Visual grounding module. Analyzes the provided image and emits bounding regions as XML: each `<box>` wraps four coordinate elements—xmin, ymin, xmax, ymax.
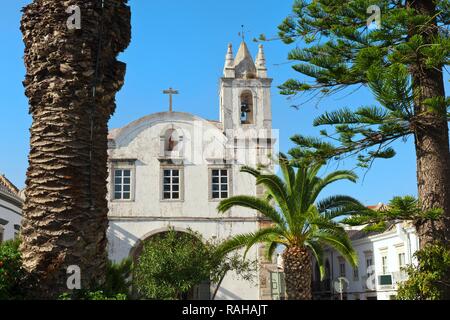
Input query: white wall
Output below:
<box><xmin>314</xmin><ymin>223</ymin><xmax>419</xmax><ymax>300</ymax></box>
<box><xmin>108</xmin><ymin>219</ymin><xmax>260</xmax><ymax>300</ymax></box>
<box><xmin>0</xmin><ymin>191</ymin><xmax>22</xmax><ymax>242</ymax></box>
<box><xmin>106</xmin><ymin>112</ymin><xmax>271</xmax><ymax>300</ymax></box>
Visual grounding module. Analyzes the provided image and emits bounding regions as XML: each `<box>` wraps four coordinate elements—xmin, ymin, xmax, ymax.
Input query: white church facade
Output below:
<box><xmin>0</xmin><ymin>175</ymin><xmax>23</xmax><ymax>243</ymax></box>
<box><xmin>106</xmin><ymin>41</ymin><xmax>279</xmax><ymax>300</ymax></box>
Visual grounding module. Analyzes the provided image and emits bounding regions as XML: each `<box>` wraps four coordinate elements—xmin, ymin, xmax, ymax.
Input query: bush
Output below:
<box><xmin>397</xmin><ymin>243</ymin><xmax>450</xmax><ymax>300</ymax></box>
<box><xmin>104</xmin><ymin>258</ymin><xmax>132</xmax><ymax>297</ymax></box>
<box><xmin>0</xmin><ymin>239</ymin><xmax>24</xmax><ymax>300</ymax></box>
<box><xmin>59</xmin><ymin>290</ymin><xmax>127</xmax><ymax>300</ymax></box>
<box><xmin>133</xmin><ymin>229</ymin><xmax>211</xmax><ymax>300</ymax></box>
<box><xmin>58</xmin><ymin>259</ymin><xmax>132</xmax><ymax>300</ymax></box>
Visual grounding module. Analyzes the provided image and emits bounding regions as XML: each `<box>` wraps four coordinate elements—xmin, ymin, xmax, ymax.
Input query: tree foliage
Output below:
<box><xmin>342</xmin><ymin>195</ymin><xmax>443</xmax><ymax>232</ymax></box>
<box><xmin>132</xmin><ymin>229</ymin><xmax>256</xmax><ymax>300</ymax></box>
<box><xmin>133</xmin><ymin>229</ymin><xmax>211</xmax><ymax>300</ymax></box>
<box><xmin>397</xmin><ymin>243</ymin><xmax>450</xmax><ymax>300</ymax></box>
<box><xmin>104</xmin><ymin>258</ymin><xmax>133</xmax><ymax>297</ymax></box>
<box><xmin>0</xmin><ymin>239</ymin><xmax>24</xmax><ymax>300</ymax></box>
<box><xmin>210</xmin><ymin>251</ymin><xmax>257</xmax><ymax>300</ymax></box>
<box><xmin>274</xmin><ymin>0</ymin><xmax>450</xmax><ymax>167</ymax></box>
<box><xmin>217</xmin><ymin>155</ymin><xmax>363</xmax><ymax>279</ymax></box>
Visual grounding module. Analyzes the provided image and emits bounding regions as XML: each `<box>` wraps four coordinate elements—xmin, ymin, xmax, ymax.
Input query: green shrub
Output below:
<box><xmin>397</xmin><ymin>243</ymin><xmax>450</xmax><ymax>300</ymax></box>
<box><xmin>133</xmin><ymin>229</ymin><xmax>211</xmax><ymax>300</ymax></box>
<box><xmin>0</xmin><ymin>239</ymin><xmax>24</xmax><ymax>300</ymax></box>
<box><xmin>105</xmin><ymin>258</ymin><xmax>132</xmax><ymax>297</ymax></box>
<box><xmin>58</xmin><ymin>259</ymin><xmax>132</xmax><ymax>300</ymax></box>
<box><xmin>59</xmin><ymin>290</ymin><xmax>127</xmax><ymax>300</ymax></box>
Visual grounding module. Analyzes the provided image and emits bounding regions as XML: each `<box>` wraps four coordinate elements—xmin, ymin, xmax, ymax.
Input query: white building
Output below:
<box><xmin>0</xmin><ymin>174</ymin><xmax>23</xmax><ymax>243</ymax></box>
<box><xmin>312</xmin><ymin>217</ymin><xmax>419</xmax><ymax>300</ymax></box>
<box><xmin>106</xmin><ymin>41</ymin><xmax>279</xmax><ymax>300</ymax></box>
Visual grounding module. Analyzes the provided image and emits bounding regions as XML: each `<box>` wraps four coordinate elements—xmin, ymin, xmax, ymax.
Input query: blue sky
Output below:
<box><xmin>1</xmin><ymin>0</ymin><xmax>445</xmax><ymax>205</ymax></box>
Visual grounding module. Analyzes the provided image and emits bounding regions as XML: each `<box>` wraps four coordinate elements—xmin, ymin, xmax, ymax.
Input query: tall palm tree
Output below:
<box><xmin>217</xmin><ymin>156</ymin><xmax>362</xmax><ymax>300</ymax></box>
<box><xmin>20</xmin><ymin>0</ymin><xmax>131</xmax><ymax>298</ymax></box>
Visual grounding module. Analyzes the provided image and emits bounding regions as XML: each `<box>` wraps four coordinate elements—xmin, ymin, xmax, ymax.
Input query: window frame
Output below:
<box><xmin>353</xmin><ymin>267</ymin><xmax>360</xmax><ymax>281</ymax></box>
<box><xmin>381</xmin><ymin>255</ymin><xmax>389</xmax><ymax>275</ymax></box>
<box><xmin>365</xmin><ymin>256</ymin><xmax>374</xmax><ymax>277</ymax></box>
<box><xmin>339</xmin><ymin>262</ymin><xmax>346</xmax><ymax>278</ymax></box>
<box><xmin>209</xmin><ymin>167</ymin><xmax>232</xmax><ymax>201</ymax></box>
<box><xmin>398</xmin><ymin>252</ymin><xmax>406</xmax><ymax>268</ymax></box>
<box><xmin>110</xmin><ymin>161</ymin><xmax>136</xmax><ymax>202</ymax></box>
<box><xmin>160</xmin><ymin>166</ymin><xmax>184</xmax><ymax>202</ymax></box>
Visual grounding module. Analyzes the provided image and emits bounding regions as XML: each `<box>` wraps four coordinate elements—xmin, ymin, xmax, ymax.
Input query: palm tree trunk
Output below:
<box><xmin>20</xmin><ymin>0</ymin><xmax>131</xmax><ymax>298</ymax></box>
<box><xmin>408</xmin><ymin>0</ymin><xmax>450</xmax><ymax>247</ymax></box>
<box><xmin>282</xmin><ymin>246</ymin><xmax>312</xmax><ymax>300</ymax></box>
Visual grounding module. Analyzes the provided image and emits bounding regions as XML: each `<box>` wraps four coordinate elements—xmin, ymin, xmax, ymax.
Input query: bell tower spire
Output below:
<box><xmin>219</xmin><ymin>41</ymin><xmax>273</xmax><ymax>132</ymax></box>
<box><xmin>223</xmin><ymin>43</ymin><xmax>235</xmax><ymax>78</ymax></box>
<box><xmin>255</xmin><ymin>44</ymin><xmax>268</xmax><ymax>78</ymax></box>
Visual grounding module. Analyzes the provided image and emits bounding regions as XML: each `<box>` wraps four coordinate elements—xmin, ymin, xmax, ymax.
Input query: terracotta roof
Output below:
<box><xmin>0</xmin><ymin>174</ymin><xmax>19</xmax><ymax>196</ymax></box>
<box><xmin>367</xmin><ymin>202</ymin><xmax>388</xmax><ymax>211</ymax></box>
<box><xmin>345</xmin><ymin>202</ymin><xmax>393</xmax><ymax>240</ymax></box>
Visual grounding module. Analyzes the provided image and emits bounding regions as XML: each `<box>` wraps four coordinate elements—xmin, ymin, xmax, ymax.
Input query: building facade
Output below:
<box><xmin>312</xmin><ymin>220</ymin><xmax>419</xmax><ymax>300</ymax></box>
<box><xmin>106</xmin><ymin>41</ymin><xmax>278</xmax><ymax>300</ymax></box>
<box><xmin>0</xmin><ymin>175</ymin><xmax>23</xmax><ymax>243</ymax></box>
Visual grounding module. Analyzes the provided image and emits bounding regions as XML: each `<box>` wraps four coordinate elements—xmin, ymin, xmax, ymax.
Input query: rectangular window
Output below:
<box><xmin>353</xmin><ymin>267</ymin><xmax>359</xmax><ymax>281</ymax></box>
<box><xmin>113</xmin><ymin>169</ymin><xmax>132</xmax><ymax>200</ymax></box>
<box><xmin>398</xmin><ymin>252</ymin><xmax>406</xmax><ymax>268</ymax></box>
<box><xmin>366</xmin><ymin>257</ymin><xmax>374</xmax><ymax>276</ymax></box>
<box><xmin>339</xmin><ymin>262</ymin><xmax>346</xmax><ymax>277</ymax></box>
<box><xmin>382</xmin><ymin>255</ymin><xmax>388</xmax><ymax>274</ymax></box>
<box><xmin>162</xmin><ymin>168</ymin><xmax>181</xmax><ymax>200</ymax></box>
<box><xmin>211</xmin><ymin>169</ymin><xmax>229</xmax><ymax>200</ymax></box>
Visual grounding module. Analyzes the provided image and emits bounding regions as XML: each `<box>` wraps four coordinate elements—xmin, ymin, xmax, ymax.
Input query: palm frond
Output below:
<box><xmin>216</xmin><ymin>227</ymin><xmax>285</xmax><ymax>258</ymax></box>
<box><xmin>315</xmin><ymin>230</ymin><xmax>358</xmax><ymax>267</ymax></box>
<box><xmin>217</xmin><ymin>195</ymin><xmax>288</xmax><ymax>230</ymax></box>
<box><xmin>279</xmin><ymin>154</ymin><xmax>296</xmax><ymax>194</ymax></box>
<box><xmin>264</xmin><ymin>241</ymin><xmax>280</xmax><ymax>261</ymax></box>
<box><xmin>309</xmin><ymin>170</ymin><xmax>358</xmax><ymax>204</ymax></box>
<box><xmin>240</xmin><ymin>166</ymin><xmax>261</xmax><ymax>178</ymax></box>
<box><xmin>316</xmin><ymin>195</ymin><xmax>365</xmax><ymax>219</ymax></box>
<box><xmin>305</xmin><ymin>240</ymin><xmax>325</xmax><ymax>280</ymax></box>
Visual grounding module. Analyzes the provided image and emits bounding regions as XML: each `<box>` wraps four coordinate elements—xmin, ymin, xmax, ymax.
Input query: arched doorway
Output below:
<box><xmin>131</xmin><ymin>228</ymin><xmax>211</xmax><ymax>300</ymax></box>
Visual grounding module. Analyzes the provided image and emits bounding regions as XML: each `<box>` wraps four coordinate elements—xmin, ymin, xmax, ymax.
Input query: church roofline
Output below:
<box><xmin>108</xmin><ymin>111</ymin><xmax>224</xmax><ymax>143</ymax></box>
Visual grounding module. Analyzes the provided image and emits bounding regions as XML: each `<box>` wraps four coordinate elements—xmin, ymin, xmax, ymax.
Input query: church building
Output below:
<box><xmin>106</xmin><ymin>41</ymin><xmax>280</xmax><ymax>300</ymax></box>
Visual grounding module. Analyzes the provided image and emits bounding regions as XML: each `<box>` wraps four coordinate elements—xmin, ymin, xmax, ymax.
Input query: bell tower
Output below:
<box><xmin>219</xmin><ymin>42</ymin><xmax>272</xmax><ymax>133</ymax></box>
<box><xmin>219</xmin><ymin>42</ymin><xmax>278</xmax><ymax>300</ymax></box>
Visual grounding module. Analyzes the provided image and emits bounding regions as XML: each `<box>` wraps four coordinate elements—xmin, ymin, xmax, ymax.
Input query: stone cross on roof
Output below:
<box><xmin>163</xmin><ymin>87</ymin><xmax>179</xmax><ymax>112</ymax></box>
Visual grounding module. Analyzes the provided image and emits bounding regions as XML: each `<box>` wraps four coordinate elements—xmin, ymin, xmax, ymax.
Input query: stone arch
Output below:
<box><xmin>239</xmin><ymin>89</ymin><xmax>255</xmax><ymax>124</ymax></box>
<box><xmin>159</xmin><ymin>124</ymin><xmax>184</xmax><ymax>156</ymax></box>
<box><xmin>130</xmin><ymin>226</ymin><xmax>198</xmax><ymax>259</ymax></box>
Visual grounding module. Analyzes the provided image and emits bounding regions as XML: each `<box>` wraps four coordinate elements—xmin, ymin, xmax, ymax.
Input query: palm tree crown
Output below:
<box><xmin>217</xmin><ymin>156</ymin><xmax>362</xmax><ymax>279</ymax></box>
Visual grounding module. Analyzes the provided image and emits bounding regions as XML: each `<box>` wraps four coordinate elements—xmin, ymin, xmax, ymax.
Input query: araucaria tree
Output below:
<box><xmin>278</xmin><ymin>0</ymin><xmax>450</xmax><ymax>246</ymax></box>
<box><xmin>20</xmin><ymin>0</ymin><xmax>131</xmax><ymax>298</ymax></box>
<box><xmin>217</xmin><ymin>157</ymin><xmax>360</xmax><ymax>300</ymax></box>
